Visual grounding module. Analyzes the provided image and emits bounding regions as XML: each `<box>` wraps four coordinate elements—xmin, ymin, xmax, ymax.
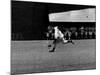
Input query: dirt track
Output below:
<box><xmin>11</xmin><ymin>40</ymin><xmax>96</xmax><ymax>74</ymax></box>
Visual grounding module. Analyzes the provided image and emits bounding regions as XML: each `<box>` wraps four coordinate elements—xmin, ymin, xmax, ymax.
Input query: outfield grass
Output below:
<box><xmin>11</xmin><ymin>39</ymin><xmax>96</xmax><ymax>74</ymax></box>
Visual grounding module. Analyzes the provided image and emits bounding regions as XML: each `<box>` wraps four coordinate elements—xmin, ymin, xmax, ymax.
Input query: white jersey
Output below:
<box><xmin>54</xmin><ymin>26</ymin><xmax>64</xmax><ymax>39</ymax></box>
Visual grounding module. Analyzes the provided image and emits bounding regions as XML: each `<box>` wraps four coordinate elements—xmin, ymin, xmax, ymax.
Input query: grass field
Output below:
<box><xmin>11</xmin><ymin>39</ymin><xmax>96</xmax><ymax>74</ymax></box>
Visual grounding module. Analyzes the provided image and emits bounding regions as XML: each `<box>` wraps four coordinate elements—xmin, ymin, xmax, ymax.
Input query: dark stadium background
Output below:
<box><xmin>11</xmin><ymin>1</ymin><xmax>96</xmax><ymax>40</ymax></box>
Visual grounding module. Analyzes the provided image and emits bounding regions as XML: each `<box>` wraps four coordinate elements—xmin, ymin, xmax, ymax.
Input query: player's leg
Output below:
<box><xmin>48</xmin><ymin>31</ymin><xmax>57</xmax><ymax>52</ymax></box>
<box><xmin>49</xmin><ymin>39</ymin><xmax>57</xmax><ymax>52</ymax></box>
<box><xmin>47</xmin><ymin>33</ymin><xmax>52</xmax><ymax>47</ymax></box>
<box><xmin>58</xmin><ymin>30</ymin><xmax>68</xmax><ymax>43</ymax></box>
<box><xmin>68</xmin><ymin>34</ymin><xmax>75</xmax><ymax>44</ymax></box>
<box><xmin>62</xmin><ymin>37</ymin><xmax>68</xmax><ymax>43</ymax></box>
<box><xmin>69</xmin><ymin>39</ymin><xmax>75</xmax><ymax>44</ymax></box>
